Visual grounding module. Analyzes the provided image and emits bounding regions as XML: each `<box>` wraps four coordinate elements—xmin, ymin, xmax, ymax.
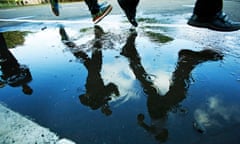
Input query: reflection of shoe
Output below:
<box><xmin>50</xmin><ymin>0</ymin><xmax>59</xmax><ymax>16</ymax></box>
<box><xmin>187</xmin><ymin>11</ymin><xmax>240</xmax><ymax>32</ymax></box>
<box><xmin>94</xmin><ymin>25</ymin><xmax>104</xmax><ymax>38</ymax></box>
<box><xmin>92</xmin><ymin>2</ymin><xmax>112</xmax><ymax>24</ymax></box>
<box><xmin>178</xmin><ymin>49</ymin><xmax>223</xmax><ymax>63</ymax></box>
<box><xmin>59</xmin><ymin>26</ymin><xmax>69</xmax><ymax>41</ymax></box>
<box><xmin>59</xmin><ymin>26</ymin><xmax>76</xmax><ymax>48</ymax></box>
<box><xmin>120</xmin><ymin>31</ymin><xmax>138</xmax><ymax>57</ymax></box>
<box><xmin>7</xmin><ymin>65</ymin><xmax>32</xmax><ymax>87</ymax></box>
<box><xmin>118</xmin><ymin>0</ymin><xmax>139</xmax><ymax>27</ymax></box>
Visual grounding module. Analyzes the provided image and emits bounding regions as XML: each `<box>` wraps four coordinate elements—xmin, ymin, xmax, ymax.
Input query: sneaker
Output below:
<box><xmin>50</xmin><ymin>0</ymin><xmax>59</xmax><ymax>16</ymax></box>
<box><xmin>187</xmin><ymin>11</ymin><xmax>240</xmax><ymax>32</ymax></box>
<box><xmin>118</xmin><ymin>0</ymin><xmax>139</xmax><ymax>27</ymax></box>
<box><xmin>92</xmin><ymin>3</ymin><xmax>112</xmax><ymax>24</ymax></box>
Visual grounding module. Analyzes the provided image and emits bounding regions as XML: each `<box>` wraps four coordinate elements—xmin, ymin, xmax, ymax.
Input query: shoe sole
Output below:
<box><xmin>187</xmin><ymin>20</ymin><xmax>239</xmax><ymax>32</ymax></box>
<box><xmin>93</xmin><ymin>5</ymin><xmax>112</xmax><ymax>24</ymax></box>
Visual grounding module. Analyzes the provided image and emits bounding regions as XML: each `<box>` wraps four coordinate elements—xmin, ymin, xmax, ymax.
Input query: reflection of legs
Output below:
<box><xmin>135</xmin><ymin>48</ymin><xmax>222</xmax><ymax>143</ymax></box>
<box><xmin>0</xmin><ymin>33</ymin><xmax>32</xmax><ymax>94</ymax></box>
<box><xmin>188</xmin><ymin>0</ymin><xmax>240</xmax><ymax>31</ymax></box>
<box><xmin>0</xmin><ymin>33</ymin><xmax>18</xmax><ymax>65</ymax></box>
<box><xmin>120</xmin><ymin>32</ymin><xmax>157</xmax><ymax>94</ymax></box>
<box><xmin>0</xmin><ymin>33</ymin><xmax>20</xmax><ymax>77</ymax></box>
<box><xmin>164</xmin><ymin>49</ymin><xmax>223</xmax><ymax>108</ymax></box>
<box><xmin>121</xmin><ymin>32</ymin><xmax>169</xmax><ymax>142</ymax></box>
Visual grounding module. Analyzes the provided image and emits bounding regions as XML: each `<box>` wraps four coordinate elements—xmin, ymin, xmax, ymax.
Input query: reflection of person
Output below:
<box><xmin>121</xmin><ymin>31</ymin><xmax>223</xmax><ymax>142</ymax></box>
<box><xmin>59</xmin><ymin>25</ymin><xmax>120</xmax><ymax>116</ymax></box>
<box><xmin>50</xmin><ymin>0</ymin><xmax>139</xmax><ymax>26</ymax></box>
<box><xmin>188</xmin><ymin>0</ymin><xmax>240</xmax><ymax>32</ymax></box>
<box><xmin>0</xmin><ymin>33</ymin><xmax>33</xmax><ymax>95</ymax></box>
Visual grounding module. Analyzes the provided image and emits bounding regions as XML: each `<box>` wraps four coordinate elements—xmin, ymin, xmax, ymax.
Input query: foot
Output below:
<box><xmin>50</xmin><ymin>0</ymin><xmax>59</xmax><ymax>16</ymax></box>
<box><xmin>117</xmin><ymin>0</ymin><xmax>139</xmax><ymax>27</ymax></box>
<box><xmin>187</xmin><ymin>11</ymin><xmax>240</xmax><ymax>32</ymax></box>
<box><xmin>92</xmin><ymin>2</ymin><xmax>112</xmax><ymax>24</ymax></box>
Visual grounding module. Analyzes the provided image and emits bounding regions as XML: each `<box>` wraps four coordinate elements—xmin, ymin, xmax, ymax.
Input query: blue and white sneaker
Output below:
<box><xmin>92</xmin><ymin>2</ymin><xmax>112</xmax><ymax>24</ymax></box>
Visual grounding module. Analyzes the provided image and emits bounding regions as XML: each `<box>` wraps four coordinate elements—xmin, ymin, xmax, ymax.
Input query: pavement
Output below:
<box><xmin>0</xmin><ymin>103</ymin><xmax>76</xmax><ymax>144</ymax></box>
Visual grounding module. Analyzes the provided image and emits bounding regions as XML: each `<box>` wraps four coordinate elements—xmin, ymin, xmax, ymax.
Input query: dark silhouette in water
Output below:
<box><xmin>0</xmin><ymin>33</ymin><xmax>33</xmax><ymax>95</ymax></box>
<box><xmin>120</xmin><ymin>31</ymin><xmax>223</xmax><ymax>142</ymax></box>
<box><xmin>59</xmin><ymin>25</ymin><xmax>120</xmax><ymax>116</ymax></box>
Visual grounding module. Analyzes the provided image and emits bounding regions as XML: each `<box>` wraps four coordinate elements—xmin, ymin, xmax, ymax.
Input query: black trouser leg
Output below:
<box><xmin>193</xmin><ymin>0</ymin><xmax>223</xmax><ymax>17</ymax></box>
<box><xmin>84</xmin><ymin>0</ymin><xmax>100</xmax><ymax>15</ymax></box>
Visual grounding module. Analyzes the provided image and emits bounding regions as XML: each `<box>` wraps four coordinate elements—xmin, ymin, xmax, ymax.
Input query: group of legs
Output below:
<box><xmin>49</xmin><ymin>0</ymin><xmax>240</xmax><ymax>31</ymax></box>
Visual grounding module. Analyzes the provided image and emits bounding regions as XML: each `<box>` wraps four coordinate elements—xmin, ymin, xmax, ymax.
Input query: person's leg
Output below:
<box><xmin>84</xmin><ymin>0</ymin><xmax>100</xmax><ymax>15</ymax></box>
<box><xmin>84</xmin><ymin>0</ymin><xmax>112</xmax><ymax>24</ymax></box>
<box><xmin>118</xmin><ymin>0</ymin><xmax>139</xmax><ymax>27</ymax></box>
<box><xmin>49</xmin><ymin>0</ymin><xmax>59</xmax><ymax>16</ymax></box>
<box><xmin>193</xmin><ymin>0</ymin><xmax>222</xmax><ymax>18</ymax></box>
<box><xmin>188</xmin><ymin>0</ymin><xmax>240</xmax><ymax>32</ymax></box>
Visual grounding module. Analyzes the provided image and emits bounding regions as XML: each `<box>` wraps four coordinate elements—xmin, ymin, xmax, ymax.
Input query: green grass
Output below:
<box><xmin>3</xmin><ymin>31</ymin><xmax>31</xmax><ymax>48</ymax></box>
<box><xmin>145</xmin><ymin>31</ymin><xmax>173</xmax><ymax>43</ymax></box>
<box><xmin>0</xmin><ymin>3</ymin><xmax>17</xmax><ymax>8</ymax></box>
<box><xmin>137</xmin><ymin>17</ymin><xmax>159</xmax><ymax>23</ymax></box>
<box><xmin>80</xmin><ymin>27</ymin><xmax>92</xmax><ymax>33</ymax></box>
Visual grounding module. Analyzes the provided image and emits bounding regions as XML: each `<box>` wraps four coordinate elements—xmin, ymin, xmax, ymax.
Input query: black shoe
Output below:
<box><xmin>118</xmin><ymin>0</ymin><xmax>139</xmax><ymax>27</ymax></box>
<box><xmin>187</xmin><ymin>11</ymin><xmax>240</xmax><ymax>32</ymax></box>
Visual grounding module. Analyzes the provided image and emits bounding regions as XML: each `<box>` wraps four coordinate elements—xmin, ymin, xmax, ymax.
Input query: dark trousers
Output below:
<box><xmin>84</xmin><ymin>0</ymin><xmax>100</xmax><ymax>15</ymax></box>
<box><xmin>193</xmin><ymin>0</ymin><xmax>223</xmax><ymax>17</ymax></box>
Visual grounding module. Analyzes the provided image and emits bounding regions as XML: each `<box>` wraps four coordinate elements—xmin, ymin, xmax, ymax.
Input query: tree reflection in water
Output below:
<box><xmin>120</xmin><ymin>31</ymin><xmax>223</xmax><ymax>142</ymax></box>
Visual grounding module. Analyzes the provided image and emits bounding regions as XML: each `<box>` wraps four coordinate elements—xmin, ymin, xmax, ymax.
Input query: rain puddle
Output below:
<box><xmin>1</xmin><ymin>14</ymin><xmax>240</xmax><ymax>144</ymax></box>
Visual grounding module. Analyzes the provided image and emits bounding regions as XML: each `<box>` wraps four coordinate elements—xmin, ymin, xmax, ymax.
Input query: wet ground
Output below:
<box><xmin>1</xmin><ymin>1</ymin><xmax>240</xmax><ymax>144</ymax></box>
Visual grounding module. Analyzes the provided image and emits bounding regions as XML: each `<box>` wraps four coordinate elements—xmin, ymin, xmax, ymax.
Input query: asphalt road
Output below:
<box><xmin>0</xmin><ymin>0</ymin><xmax>239</xmax><ymax>28</ymax></box>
